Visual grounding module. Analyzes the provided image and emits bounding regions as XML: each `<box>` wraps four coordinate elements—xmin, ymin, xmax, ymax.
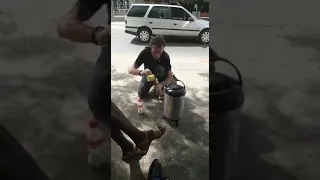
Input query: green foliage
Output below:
<box><xmin>177</xmin><ymin>0</ymin><xmax>209</xmax><ymax>12</ymax></box>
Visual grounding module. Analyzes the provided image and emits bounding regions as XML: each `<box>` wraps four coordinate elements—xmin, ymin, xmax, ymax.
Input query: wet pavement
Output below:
<box><xmin>211</xmin><ymin>0</ymin><xmax>320</xmax><ymax>179</ymax></box>
<box><xmin>111</xmin><ymin>66</ymin><xmax>209</xmax><ymax>180</ymax></box>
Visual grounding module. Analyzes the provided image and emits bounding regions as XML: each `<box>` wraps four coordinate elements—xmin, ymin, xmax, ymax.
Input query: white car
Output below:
<box><xmin>124</xmin><ymin>3</ymin><xmax>209</xmax><ymax>44</ymax></box>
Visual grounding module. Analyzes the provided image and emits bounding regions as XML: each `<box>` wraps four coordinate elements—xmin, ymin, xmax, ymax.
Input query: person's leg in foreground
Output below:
<box><xmin>90</xmin><ymin>99</ymin><xmax>166</xmax><ymax>160</ymax></box>
<box><xmin>88</xmin><ymin>48</ymin><xmax>166</xmax><ymax>161</ymax></box>
<box><xmin>148</xmin><ymin>159</ymin><xmax>170</xmax><ymax>180</ymax></box>
<box><xmin>111</xmin><ymin>102</ymin><xmax>166</xmax><ymax>153</ymax></box>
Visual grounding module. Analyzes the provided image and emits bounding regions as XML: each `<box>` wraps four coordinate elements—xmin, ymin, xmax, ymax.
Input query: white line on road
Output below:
<box><xmin>111</xmin><ymin>22</ymin><xmax>125</xmax><ymax>26</ymax></box>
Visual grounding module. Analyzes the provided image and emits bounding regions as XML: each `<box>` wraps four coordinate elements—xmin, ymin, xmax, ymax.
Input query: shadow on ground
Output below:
<box><xmin>0</xmin><ymin>35</ymin><xmax>75</xmax><ymax>60</ymax></box>
<box><xmin>283</xmin><ymin>33</ymin><xmax>320</xmax><ymax>53</ymax></box>
<box><xmin>283</xmin><ymin>33</ymin><xmax>320</xmax><ymax>66</ymax></box>
<box><xmin>111</xmin><ymin>67</ymin><xmax>209</xmax><ymax>179</ymax></box>
<box><xmin>0</xmin><ymin>11</ymin><xmax>17</xmax><ymax>36</ymax></box>
<box><xmin>281</xmin><ymin>33</ymin><xmax>320</xmax><ymax>138</ymax></box>
<box><xmin>130</xmin><ymin>37</ymin><xmax>209</xmax><ymax>48</ymax></box>
<box><xmin>237</xmin><ymin>114</ymin><xmax>299</xmax><ymax>180</ymax></box>
<box><xmin>236</xmin><ymin>71</ymin><xmax>320</xmax><ymax>179</ymax></box>
<box><xmin>0</xmin><ymin>48</ymin><xmax>113</xmax><ymax>179</ymax></box>
<box><xmin>0</xmin><ymin>12</ymin><xmax>76</xmax><ymax>61</ymax></box>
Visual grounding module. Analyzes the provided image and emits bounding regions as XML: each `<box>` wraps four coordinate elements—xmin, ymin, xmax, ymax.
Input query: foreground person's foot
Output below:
<box><xmin>148</xmin><ymin>159</ymin><xmax>163</xmax><ymax>180</ymax></box>
<box><xmin>137</xmin><ymin>126</ymin><xmax>166</xmax><ymax>152</ymax></box>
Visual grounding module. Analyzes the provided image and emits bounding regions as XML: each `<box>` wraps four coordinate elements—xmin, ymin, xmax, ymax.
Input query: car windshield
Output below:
<box><xmin>190</xmin><ymin>13</ymin><xmax>198</xmax><ymax>19</ymax></box>
<box><xmin>184</xmin><ymin>8</ymin><xmax>198</xmax><ymax>19</ymax></box>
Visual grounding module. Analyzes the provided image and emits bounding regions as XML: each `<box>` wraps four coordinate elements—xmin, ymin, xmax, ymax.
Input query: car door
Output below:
<box><xmin>146</xmin><ymin>6</ymin><xmax>172</xmax><ymax>36</ymax></box>
<box><xmin>170</xmin><ymin>7</ymin><xmax>199</xmax><ymax>37</ymax></box>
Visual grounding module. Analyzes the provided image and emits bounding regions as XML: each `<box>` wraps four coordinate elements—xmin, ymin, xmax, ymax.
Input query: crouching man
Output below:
<box><xmin>128</xmin><ymin>36</ymin><xmax>173</xmax><ymax>99</ymax></box>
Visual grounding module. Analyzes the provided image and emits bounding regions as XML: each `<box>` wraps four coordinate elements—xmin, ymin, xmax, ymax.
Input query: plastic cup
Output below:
<box><xmin>147</xmin><ymin>74</ymin><xmax>156</xmax><ymax>82</ymax></box>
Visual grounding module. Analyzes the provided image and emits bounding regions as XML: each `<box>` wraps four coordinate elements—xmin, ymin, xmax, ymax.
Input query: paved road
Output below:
<box><xmin>111</xmin><ymin>23</ymin><xmax>209</xmax><ymax>179</ymax></box>
<box><xmin>211</xmin><ymin>0</ymin><xmax>320</xmax><ymax>180</ymax></box>
<box><xmin>111</xmin><ymin>22</ymin><xmax>209</xmax><ymax>72</ymax></box>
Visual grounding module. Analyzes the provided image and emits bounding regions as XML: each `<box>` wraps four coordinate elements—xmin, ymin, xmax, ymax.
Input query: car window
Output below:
<box><xmin>127</xmin><ymin>5</ymin><xmax>149</xmax><ymax>17</ymax></box>
<box><xmin>171</xmin><ymin>7</ymin><xmax>190</xmax><ymax>21</ymax></box>
<box><xmin>148</xmin><ymin>6</ymin><xmax>171</xmax><ymax>19</ymax></box>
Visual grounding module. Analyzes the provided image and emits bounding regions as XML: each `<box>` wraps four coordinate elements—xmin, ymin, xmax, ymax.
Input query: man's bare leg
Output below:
<box><xmin>110</xmin><ymin>102</ymin><xmax>166</xmax><ymax>152</ymax></box>
<box><xmin>111</xmin><ymin>102</ymin><xmax>145</xmax><ymax>144</ymax></box>
<box><xmin>111</xmin><ymin>126</ymin><xmax>135</xmax><ymax>157</ymax></box>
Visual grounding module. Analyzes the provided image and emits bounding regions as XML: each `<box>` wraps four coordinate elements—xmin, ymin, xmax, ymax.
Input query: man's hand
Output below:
<box><xmin>57</xmin><ymin>1</ymin><xmax>105</xmax><ymax>43</ymax></box>
<box><xmin>142</xmin><ymin>68</ymin><xmax>152</xmax><ymax>76</ymax></box>
<box><xmin>95</xmin><ymin>27</ymin><xmax>110</xmax><ymax>44</ymax></box>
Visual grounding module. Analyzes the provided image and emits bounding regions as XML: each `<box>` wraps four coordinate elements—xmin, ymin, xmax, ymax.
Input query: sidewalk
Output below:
<box><xmin>111</xmin><ymin>67</ymin><xmax>209</xmax><ymax>180</ymax></box>
<box><xmin>111</xmin><ymin>16</ymin><xmax>126</xmax><ymax>22</ymax></box>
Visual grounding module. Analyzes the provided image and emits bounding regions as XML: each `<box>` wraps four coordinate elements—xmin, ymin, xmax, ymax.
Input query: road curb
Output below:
<box><xmin>111</xmin><ymin>16</ymin><xmax>126</xmax><ymax>22</ymax></box>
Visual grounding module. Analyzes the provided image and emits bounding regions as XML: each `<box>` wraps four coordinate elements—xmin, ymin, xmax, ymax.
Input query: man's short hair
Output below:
<box><xmin>149</xmin><ymin>36</ymin><xmax>166</xmax><ymax>48</ymax></box>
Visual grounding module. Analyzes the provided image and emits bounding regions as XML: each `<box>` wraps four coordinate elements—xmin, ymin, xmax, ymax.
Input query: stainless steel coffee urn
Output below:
<box><xmin>163</xmin><ymin>80</ymin><xmax>186</xmax><ymax>127</ymax></box>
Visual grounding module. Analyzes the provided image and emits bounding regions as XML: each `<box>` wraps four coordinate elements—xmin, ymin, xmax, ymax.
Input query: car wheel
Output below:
<box><xmin>199</xmin><ymin>29</ymin><xmax>209</xmax><ymax>44</ymax></box>
<box><xmin>137</xmin><ymin>28</ymin><xmax>151</xmax><ymax>42</ymax></box>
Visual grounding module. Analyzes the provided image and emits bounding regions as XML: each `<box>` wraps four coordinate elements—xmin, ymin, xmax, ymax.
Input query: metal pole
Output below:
<box><xmin>111</xmin><ymin>0</ymin><xmax>115</xmax><ymax>17</ymax></box>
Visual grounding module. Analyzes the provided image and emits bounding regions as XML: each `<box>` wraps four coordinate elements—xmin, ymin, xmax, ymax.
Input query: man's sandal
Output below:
<box><xmin>122</xmin><ymin>147</ymin><xmax>146</xmax><ymax>161</ymax></box>
<box><xmin>137</xmin><ymin>126</ymin><xmax>166</xmax><ymax>152</ymax></box>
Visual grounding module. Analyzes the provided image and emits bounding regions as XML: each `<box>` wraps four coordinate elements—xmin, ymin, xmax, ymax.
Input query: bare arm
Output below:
<box><xmin>57</xmin><ymin>1</ymin><xmax>103</xmax><ymax>43</ymax></box>
<box><xmin>128</xmin><ymin>51</ymin><xmax>145</xmax><ymax>75</ymax></box>
<box><xmin>160</xmin><ymin>54</ymin><xmax>173</xmax><ymax>86</ymax></box>
<box><xmin>128</xmin><ymin>64</ymin><xmax>143</xmax><ymax>75</ymax></box>
<box><xmin>160</xmin><ymin>69</ymin><xmax>173</xmax><ymax>86</ymax></box>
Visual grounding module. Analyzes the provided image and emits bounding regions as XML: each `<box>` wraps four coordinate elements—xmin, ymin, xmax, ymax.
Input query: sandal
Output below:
<box><xmin>137</xmin><ymin>126</ymin><xmax>166</xmax><ymax>152</ymax></box>
<box><xmin>122</xmin><ymin>147</ymin><xmax>146</xmax><ymax>161</ymax></box>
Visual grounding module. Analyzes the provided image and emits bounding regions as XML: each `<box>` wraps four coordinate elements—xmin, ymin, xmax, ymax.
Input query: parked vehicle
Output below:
<box><xmin>124</xmin><ymin>3</ymin><xmax>209</xmax><ymax>44</ymax></box>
